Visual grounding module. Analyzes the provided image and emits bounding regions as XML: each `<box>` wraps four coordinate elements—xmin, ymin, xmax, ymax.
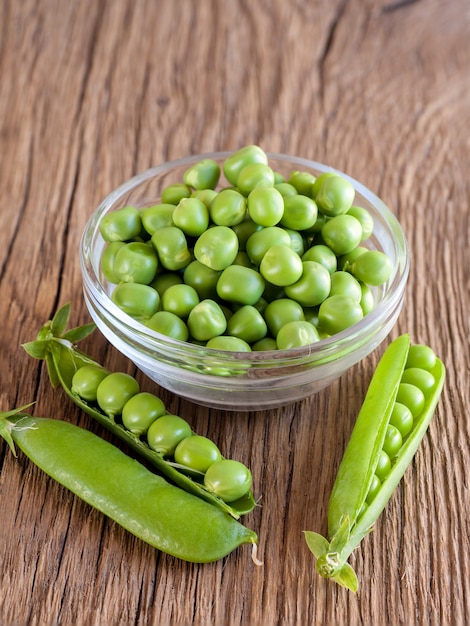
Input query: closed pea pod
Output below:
<box><xmin>0</xmin><ymin>409</ymin><xmax>258</xmax><ymax>563</ymax></box>
<box><xmin>304</xmin><ymin>334</ymin><xmax>445</xmax><ymax>592</ymax></box>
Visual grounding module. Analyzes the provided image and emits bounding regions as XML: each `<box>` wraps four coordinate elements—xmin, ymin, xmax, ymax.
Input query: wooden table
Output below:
<box><xmin>1</xmin><ymin>1</ymin><xmax>468</xmax><ymax>624</ymax></box>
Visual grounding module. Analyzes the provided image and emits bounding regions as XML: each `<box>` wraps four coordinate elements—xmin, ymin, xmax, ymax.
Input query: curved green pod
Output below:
<box><xmin>0</xmin><ymin>410</ymin><xmax>257</xmax><ymax>563</ymax></box>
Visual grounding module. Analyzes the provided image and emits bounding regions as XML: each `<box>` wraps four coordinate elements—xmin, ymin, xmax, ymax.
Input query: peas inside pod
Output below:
<box><xmin>98</xmin><ymin>145</ymin><xmax>394</xmax><ymax>357</ymax></box>
<box><xmin>73</xmin><ymin>365</ymin><xmax>253</xmax><ymax>503</ymax></box>
<box><xmin>23</xmin><ymin>304</ymin><xmax>256</xmax><ymax>519</ymax></box>
<box><xmin>304</xmin><ymin>334</ymin><xmax>446</xmax><ymax>593</ymax></box>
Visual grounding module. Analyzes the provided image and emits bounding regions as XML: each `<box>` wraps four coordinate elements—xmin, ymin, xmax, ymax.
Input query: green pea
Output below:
<box><xmin>389</xmin><ymin>402</ymin><xmax>414</xmax><ymax>438</ymax></box>
<box><xmin>140</xmin><ymin>204</ymin><xmax>175</xmax><ymax>235</ymax></box>
<box><xmin>100</xmin><ymin>241</ymin><xmax>126</xmax><ymax>283</ymax></box>
<box><xmin>172</xmin><ymin>197</ymin><xmax>210</xmax><ymax>237</ymax></box>
<box><xmin>223</xmin><ymin>145</ymin><xmax>268</xmax><ymax>186</ymax></box>
<box><xmin>276</xmin><ymin>321</ymin><xmax>320</xmax><ymax>349</ymax></box>
<box><xmin>359</xmin><ymin>282</ymin><xmax>375</xmax><ymax>316</ymax></box>
<box><xmin>252</xmin><ymin>337</ymin><xmax>278</xmax><ymax>351</ymax></box>
<box><xmin>205</xmin><ymin>336</ymin><xmax>252</xmax><ymax>352</ymax></box>
<box><xmin>264</xmin><ymin>298</ymin><xmax>305</xmax><ymax>337</ymax></box>
<box><xmin>349</xmin><ymin>250</ymin><xmax>393</xmax><ymax>286</ymax></box>
<box><xmin>259</xmin><ymin>245</ymin><xmax>303</xmax><ymax>287</ymax></box>
<box><xmin>112</xmin><ymin>241</ymin><xmax>159</xmax><ymax>284</ymax></box>
<box><xmin>274</xmin><ymin>181</ymin><xmax>298</xmax><ymax>198</ymax></box>
<box><xmin>183</xmin><ymin>260</ymin><xmax>220</xmax><ymax>300</ymax></box>
<box><xmin>321</xmin><ymin>214</ymin><xmax>363</xmax><ymax>255</ymax></box>
<box><xmin>284</xmin><ymin>228</ymin><xmax>306</xmax><ymax>256</ymax></box>
<box><xmin>280</xmin><ymin>194</ymin><xmax>318</xmax><ymax>231</ymax></box>
<box><xmin>284</xmin><ymin>261</ymin><xmax>331</xmax><ymax>307</ymax></box>
<box><xmin>150</xmin><ymin>272</ymin><xmax>183</xmax><ymax>297</ymax></box>
<box><xmin>246</xmin><ymin>226</ymin><xmax>292</xmax><ymax>266</ymax></box>
<box><xmin>231</xmin><ymin>216</ymin><xmax>263</xmax><ymax>250</ymax></box>
<box><xmin>216</xmin><ymin>265</ymin><xmax>265</xmax><ymax>305</ymax></box>
<box><xmin>183</xmin><ymin>158</ymin><xmax>220</xmax><ymax>190</ymax></box>
<box><xmin>315</xmin><ymin>174</ymin><xmax>355</xmax><ymax>217</ymax></box>
<box><xmin>406</xmin><ymin>344</ymin><xmax>437</xmax><ymax>371</ymax></box>
<box><xmin>311</xmin><ymin>171</ymin><xmax>337</xmax><ymax>199</ymax></box>
<box><xmin>174</xmin><ymin>435</ymin><xmax>222</xmax><ymax>473</ymax></box>
<box><xmin>151</xmin><ymin>226</ymin><xmax>192</xmax><ymax>271</ymax></box>
<box><xmin>111</xmin><ymin>283</ymin><xmax>160</xmax><ymax>319</ymax></box>
<box><xmin>161</xmin><ymin>284</ymin><xmax>200</xmax><ymax>319</ymax></box>
<box><xmin>247</xmin><ymin>187</ymin><xmax>284</xmax><ymax>227</ymax></box>
<box><xmin>233</xmin><ymin>251</ymin><xmax>255</xmax><ymax>268</ymax></box>
<box><xmin>395</xmin><ymin>383</ymin><xmax>426</xmax><ymax>418</ymax></box>
<box><xmin>365</xmin><ymin>474</ymin><xmax>381</xmax><ymax>505</ymax></box>
<box><xmin>401</xmin><ymin>367</ymin><xmax>436</xmax><ymax>397</ymax></box>
<box><xmin>194</xmin><ymin>225</ymin><xmax>239</xmax><ymax>270</ymax></box>
<box><xmin>147</xmin><ymin>414</ymin><xmax>193</xmax><ymax>456</ymax></box>
<box><xmin>71</xmin><ymin>365</ymin><xmax>110</xmax><ymax>402</ymax></box>
<box><xmin>99</xmin><ymin>206</ymin><xmax>142</xmax><ymax>242</ymax></box>
<box><xmin>318</xmin><ymin>294</ymin><xmax>364</xmax><ymax>335</ymax></box>
<box><xmin>96</xmin><ymin>372</ymin><xmax>140</xmax><ymax>418</ymax></box>
<box><xmin>161</xmin><ymin>183</ymin><xmax>191</xmax><ymax>205</ymax></box>
<box><xmin>329</xmin><ymin>271</ymin><xmax>362</xmax><ymax>302</ymax></box>
<box><xmin>236</xmin><ymin>162</ymin><xmax>275</xmax><ymax>195</ymax></box>
<box><xmin>347</xmin><ymin>206</ymin><xmax>374</xmax><ymax>240</ymax></box>
<box><xmin>121</xmin><ymin>392</ymin><xmax>167</xmax><ymax>436</ymax></box>
<box><xmin>204</xmin><ymin>459</ymin><xmax>253</xmax><ymax>503</ymax></box>
<box><xmin>337</xmin><ymin>245</ymin><xmax>368</xmax><ymax>271</ymax></box>
<box><xmin>187</xmin><ymin>299</ymin><xmax>227</xmax><ymax>341</ymax></box>
<box><xmin>191</xmin><ymin>188</ymin><xmax>218</xmax><ymax>208</ymax></box>
<box><xmin>375</xmin><ymin>450</ymin><xmax>392</xmax><ymax>481</ymax></box>
<box><xmin>302</xmin><ymin>244</ymin><xmax>337</xmax><ymax>274</ymax></box>
<box><xmin>288</xmin><ymin>170</ymin><xmax>316</xmax><ymax>196</ymax></box>
<box><xmin>209</xmin><ymin>189</ymin><xmax>247</xmax><ymax>226</ymax></box>
<box><xmin>226</xmin><ymin>305</ymin><xmax>268</xmax><ymax>344</ymax></box>
<box><xmin>146</xmin><ymin>311</ymin><xmax>189</xmax><ymax>342</ymax></box>
<box><xmin>382</xmin><ymin>424</ymin><xmax>403</xmax><ymax>458</ymax></box>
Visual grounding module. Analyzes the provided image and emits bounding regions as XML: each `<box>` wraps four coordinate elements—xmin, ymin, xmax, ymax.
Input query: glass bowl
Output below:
<box><xmin>80</xmin><ymin>151</ymin><xmax>409</xmax><ymax>411</ymax></box>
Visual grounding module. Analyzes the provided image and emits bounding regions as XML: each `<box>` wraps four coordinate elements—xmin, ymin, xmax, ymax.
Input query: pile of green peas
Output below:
<box><xmin>99</xmin><ymin>145</ymin><xmax>393</xmax><ymax>352</ymax></box>
<box><xmin>71</xmin><ymin>364</ymin><xmax>252</xmax><ymax>503</ymax></box>
<box><xmin>362</xmin><ymin>343</ymin><xmax>437</xmax><ymax>510</ymax></box>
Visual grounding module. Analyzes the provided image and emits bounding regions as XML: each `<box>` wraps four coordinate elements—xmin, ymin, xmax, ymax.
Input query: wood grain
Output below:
<box><xmin>1</xmin><ymin>0</ymin><xmax>469</xmax><ymax>624</ymax></box>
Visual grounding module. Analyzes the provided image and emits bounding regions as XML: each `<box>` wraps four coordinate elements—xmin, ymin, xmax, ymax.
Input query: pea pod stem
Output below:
<box><xmin>23</xmin><ymin>304</ymin><xmax>255</xmax><ymax>519</ymax></box>
<box><xmin>0</xmin><ymin>407</ymin><xmax>258</xmax><ymax>563</ymax></box>
<box><xmin>305</xmin><ymin>335</ymin><xmax>446</xmax><ymax>592</ymax></box>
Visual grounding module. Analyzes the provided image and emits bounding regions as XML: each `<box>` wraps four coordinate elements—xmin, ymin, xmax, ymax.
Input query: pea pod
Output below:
<box><xmin>304</xmin><ymin>334</ymin><xmax>445</xmax><ymax>592</ymax></box>
<box><xmin>23</xmin><ymin>304</ymin><xmax>256</xmax><ymax>519</ymax></box>
<box><xmin>0</xmin><ymin>407</ymin><xmax>258</xmax><ymax>563</ymax></box>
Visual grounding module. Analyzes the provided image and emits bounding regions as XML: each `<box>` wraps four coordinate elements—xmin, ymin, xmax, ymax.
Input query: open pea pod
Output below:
<box><xmin>304</xmin><ymin>334</ymin><xmax>446</xmax><ymax>592</ymax></box>
<box><xmin>23</xmin><ymin>304</ymin><xmax>256</xmax><ymax>519</ymax></box>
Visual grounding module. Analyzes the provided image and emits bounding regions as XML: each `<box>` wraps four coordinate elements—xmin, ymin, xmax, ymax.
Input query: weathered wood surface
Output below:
<box><xmin>1</xmin><ymin>1</ymin><xmax>469</xmax><ymax>624</ymax></box>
